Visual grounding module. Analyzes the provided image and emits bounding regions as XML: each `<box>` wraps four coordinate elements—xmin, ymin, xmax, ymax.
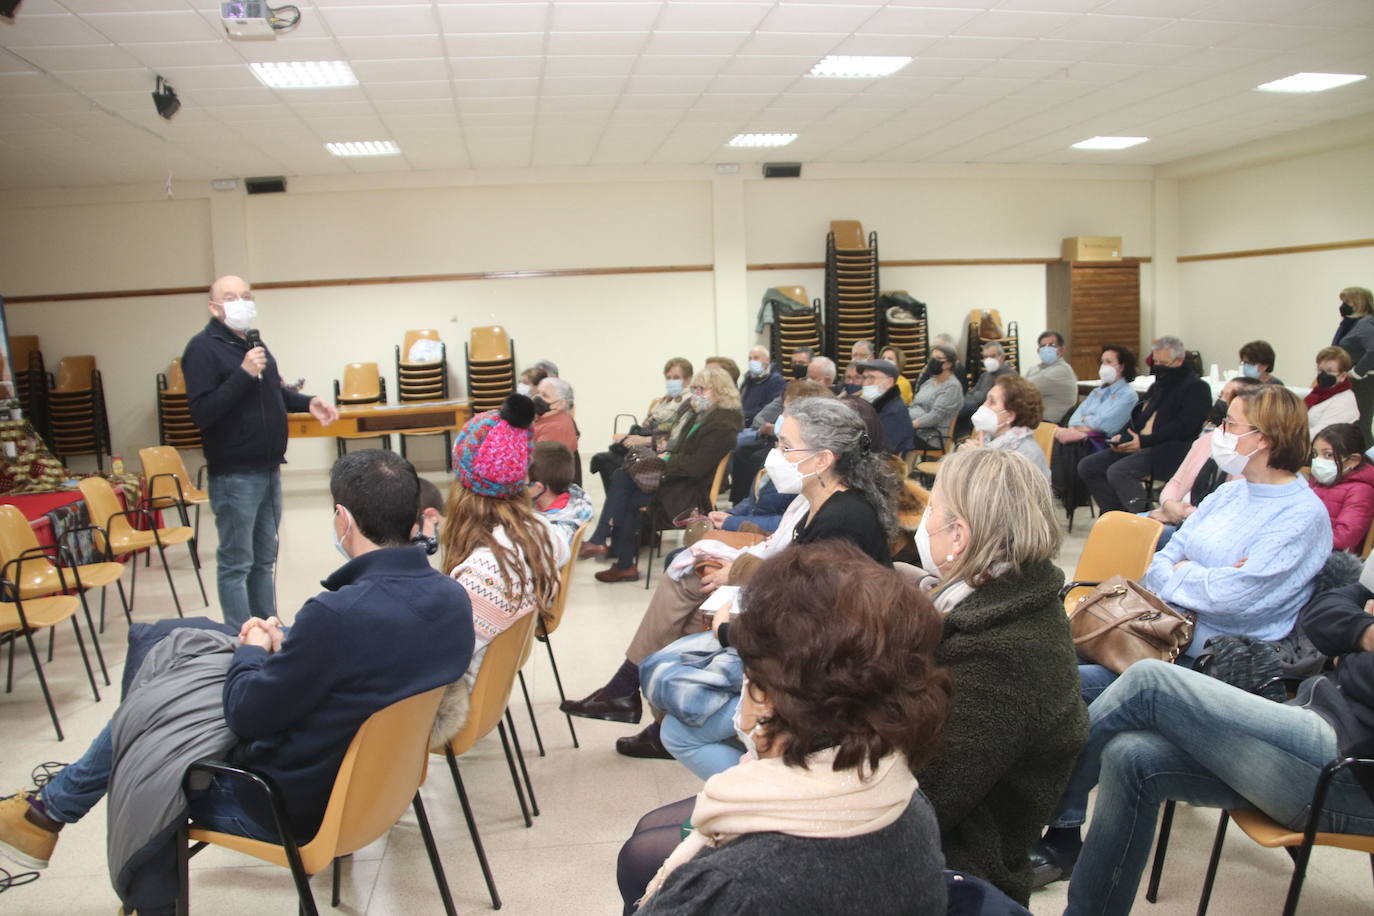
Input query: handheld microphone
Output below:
<box><xmin>245</xmin><ymin>329</ymin><xmax>263</xmax><ymax>381</ymax></box>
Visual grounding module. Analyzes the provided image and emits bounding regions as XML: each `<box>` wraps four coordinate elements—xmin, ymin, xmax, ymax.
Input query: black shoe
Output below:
<box><xmin>1029</xmin><ymin>838</ymin><xmax>1078</xmax><ymax>889</ymax></box>
<box><xmin>559</xmin><ymin>689</ymin><xmax>642</xmax><ymax>724</ymax></box>
<box><xmin>616</xmin><ymin>726</ymin><xmax>673</xmax><ymax>760</ymax></box>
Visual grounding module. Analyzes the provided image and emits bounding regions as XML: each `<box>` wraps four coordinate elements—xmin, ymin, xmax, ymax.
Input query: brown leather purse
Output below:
<box><xmin>1068</xmin><ymin>574</ymin><xmax>1195</xmax><ymax>674</ymax></box>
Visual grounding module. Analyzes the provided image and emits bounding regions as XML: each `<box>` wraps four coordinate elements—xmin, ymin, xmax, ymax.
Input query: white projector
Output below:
<box><xmin>221</xmin><ymin>1</ymin><xmax>276</xmax><ymax>40</ymax></box>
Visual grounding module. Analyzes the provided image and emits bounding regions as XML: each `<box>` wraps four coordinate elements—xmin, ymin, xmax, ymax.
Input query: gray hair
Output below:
<box><xmin>932</xmin><ymin>333</ymin><xmax>955</xmax><ymax>348</ymax></box>
<box><xmin>852</xmin><ymin>339</ymin><xmax>875</xmax><ymax>359</ymax></box>
<box><xmin>981</xmin><ymin>340</ymin><xmax>1005</xmax><ymax>358</ymax></box>
<box><xmin>809</xmin><ymin>356</ymin><xmax>837</xmax><ymax>383</ymax></box>
<box><xmin>785</xmin><ymin>397</ymin><xmax>901</xmax><ymax>537</ymax></box>
<box><xmin>543</xmin><ymin>376</ymin><xmax>573</xmax><ymax>405</ymax></box>
<box><xmin>534</xmin><ymin>359</ymin><xmax>559</xmax><ymax>377</ymax></box>
<box><xmin>1151</xmin><ymin>336</ymin><xmax>1186</xmax><ymax>360</ymax></box>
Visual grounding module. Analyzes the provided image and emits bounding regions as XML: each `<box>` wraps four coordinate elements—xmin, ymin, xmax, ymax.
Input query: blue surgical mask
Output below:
<box><xmin>665</xmin><ymin>378</ymin><xmax>684</xmax><ymax>397</ymax></box>
<box><xmin>748</xmin><ymin>359</ymin><xmax>765</xmax><ymax>377</ymax></box>
<box><xmin>1038</xmin><ymin>345</ymin><xmax>1058</xmax><ymax>365</ymax></box>
<box><xmin>1241</xmin><ymin>362</ymin><xmax>1261</xmax><ymax>380</ymax></box>
<box><xmin>332</xmin><ymin>507</ymin><xmax>352</xmax><ymax>560</ymax></box>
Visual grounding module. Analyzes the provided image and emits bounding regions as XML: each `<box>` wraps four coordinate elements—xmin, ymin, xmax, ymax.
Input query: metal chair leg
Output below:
<box><xmin>1196</xmin><ymin>811</ymin><xmax>1230</xmax><ymax>916</ymax></box>
<box><xmin>22</xmin><ymin>627</ymin><xmax>62</xmax><ymax>740</ymax></box>
<box><xmin>495</xmin><ymin>719</ymin><xmax>532</xmax><ymax>827</ymax></box>
<box><xmin>176</xmin><ymin>822</ymin><xmax>190</xmax><ymax>916</ymax></box>
<box><xmin>542</xmin><ymin>632</ymin><xmax>578</xmax><ymax>748</ymax></box>
<box><xmin>516</xmin><ymin>670</ymin><xmax>545</xmax><ymax>757</ymax></box>
<box><xmin>115</xmin><ymin>578</ymin><xmax>132</xmax><ymax>626</ymax></box>
<box><xmin>331</xmin><ymin>857</ymin><xmax>341</xmax><ymax>908</ymax></box>
<box><xmin>157</xmin><ymin>545</ymin><xmax>185</xmax><ymax>617</ymax></box>
<box><xmin>69</xmin><ymin>616</ymin><xmax>100</xmax><ymax>702</ymax></box>
<box><xmin>503</xmin><ymin>709</ymin><xmax>539</xmax><ymax>818</ymax></box>
<box><xmin>1146</xmin><ymin>799</ymin><xmax>1175</xmax><ymax>902</ymax></box>
<box><xmin>75</xmin><ymin>588</ymin><xmax>109</xmax><ymax>686</ymax></box>
<box><xmin>412</xmin><ymin>793</ymin><xmax>458</xmax><ymax>916</ymax></box>
<box><xmin>444</xmin><ymin>747</ymin><xmax>501</xmax><ymax>909</ymax></box>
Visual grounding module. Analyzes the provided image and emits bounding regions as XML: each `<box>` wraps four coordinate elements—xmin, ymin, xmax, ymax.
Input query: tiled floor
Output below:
<box><xmin>2</xmin><ymin>469</ymin><xmax>1372</xmax><ymax>914</ymax></box>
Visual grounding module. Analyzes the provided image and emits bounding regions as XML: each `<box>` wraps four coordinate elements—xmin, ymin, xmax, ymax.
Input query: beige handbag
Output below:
<box><xmin>1069</xmin><ymin>574</ymin><xmax>1195</xmax><ymax>674</ymax></box>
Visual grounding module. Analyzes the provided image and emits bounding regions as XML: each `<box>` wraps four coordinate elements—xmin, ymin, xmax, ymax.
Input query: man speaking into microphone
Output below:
<box><xmin>183</xmin><ymin>275</ymin><xmax>338</xmax><ymax>628</ymax></box>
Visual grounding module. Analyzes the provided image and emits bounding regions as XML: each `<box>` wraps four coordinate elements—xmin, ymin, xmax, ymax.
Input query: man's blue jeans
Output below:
<box><xmin>39</xmin><ymin>722</ymin><xmax>275</xmax><ymax>843</ymax></box>
<box><xmin>1053</xmin><ymin>660</ymin><xmax>1374</xmax><ymax>916</ymax></box>
<box><xmin>208</xmin><ymin>469</ymin><xmax>281</xmax><ymax>630</ymax></box>
<box><xmin>660</xmin><ymin>696</ymin><xmax>746</xmax><ymax>781</ymax></box>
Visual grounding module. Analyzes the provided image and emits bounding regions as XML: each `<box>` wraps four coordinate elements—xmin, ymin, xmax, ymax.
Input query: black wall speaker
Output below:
<box><xmin>244</xmin><ymin>176</ymin><xmax>287</xmax><ymax>194</ymax></box>
<box><xmin>762</xmin><ymin>162</ymin><xmax>802</xmax><ymax>178</ymax></box>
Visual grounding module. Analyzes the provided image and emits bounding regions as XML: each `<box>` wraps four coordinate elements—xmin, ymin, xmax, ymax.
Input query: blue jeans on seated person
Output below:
<box><xmin>660</xmin><ymin>696</ymin><xmax>747</xmax><ymax>781</ymax></box>
<box><xmin>1054</xmin><ymin>660</ymin><xmax>1374</xmax><ymax>916</ymax></box>
<box><xmin>1134</xmin><ymin>510</ymin><xmax>1178</xmax><ymax>550</ymax></box>
<box><xmin>1078</xmin><ymin>653</ymin><xmax>1196</xmax><ymax>706</ymax></box>
<box><xmin>208</xmin><ymin>469</ymin><xmax>282</xmax><ymax>630</ymax></box>
<box><xmin>591</xmin><ymin>467</ymin><xmax>652</xmax><ymax>570</ymax></box>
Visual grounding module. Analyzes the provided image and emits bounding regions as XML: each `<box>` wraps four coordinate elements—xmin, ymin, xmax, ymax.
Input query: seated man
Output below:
<box><xmin>856</xmin><ymin>358</ymin><xmax>915</xmax><ymax>454</ymax></box>
<box><xmin>956</xmin><ymin>341</ymin><xmax>1017</xmax><ymax>436</ymax></box>
<box><xmin>729</xmin><ymin>360</ymin><xmax>835</xmax><ymax>503</ymax></box>
<box><xmin>787</xmin><ymin>346</ymin><xmax>813</xmax><ymax>380</ymax></box>
<box><xmin>0</xmin><ymin>449</ymin><xmax>474</xmax><ymax>915</ymax></box>
<box><xmin>1076</xmin><ymin>335</ymin><xmax>1211</xmax><ymax>514</ymax></box>
<box><xmin>1025</xmin><ymin>329</ymin><xmax>1078</xmax><ymax>425</ymax></box>
<box><xmin>739</xmin><ymin>345</ymin><xmax>786</xmax><ymax>427</ymax></box>
<box><xmin>528</xmin><ymin>440</ymin><xmax>594</xmax><ymax>544</ymax></box>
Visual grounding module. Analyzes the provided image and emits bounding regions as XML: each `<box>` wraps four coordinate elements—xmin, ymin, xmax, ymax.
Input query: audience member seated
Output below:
<box><xmin>561</xmin><ymin>394</ymin><xmax>895</xmax><ymax>760</ymax></box>
<box><xmin>1041</xmin><ymin>567</ymin><xmax>1374</xmax><ymax>914</ymax></box>
<box><xmin>841</xmin><ymin>360</ymin><xmax>862</xmax><ymax>395</ymax></box>
<box><xmin>618</xmin><ymin>542</ymin><xmax>951</xmax><ymax>916</ymax></box>
<box><xmin>739</xmin><ymin>346</ymin><xmax>786</xmax><ymax>427</ymax></box>
<box><xmin>412</xmin><ymin>476</ymin><xmax>444</xmax><ymax>555</ymax></box>
<box><xmin>703</xmin><ymin>356</ymin><xmax>740</xmax><ymax>385</ymax></box>
<box><xmin>1051</xmin><ymin>345</ymin><xmax>1139</xmax><ymax>513</ymax></box>
<box><xmin>1307</xmin><ymin>345</ymin><xmax>1359</xmax><ymax>439</ymax></box>
<box><xmin>1239</xmin><ymin>339</ymin><xmax>1283</xmax><ymax>385</ymax></box>
<box><xmin>918</xmin><ymin>333</ymin><xmax>967</xmax><ymax>391</ymax></box>
<box><xmin>964</xmin><ymin>375</ymin><xmax>1049</xmax><ymax>481</ymax></box>
<box><xmin>529</xmin><ymin>441</ymin><xmax>594</xmax><ymax>545</ymax></box>
<box><xmin>913</xmin><ymin>447</ymin><xmax>1087</xmax><ymax>904</ymax></box>
<box><xmin>533</xmin><ymin>376</ymin><xmax>579</xmax><ymax>454</ymax></box>
<box><xmin>517</xmin><ymin>366</ymin><xmax>547</xmax><ymax>397</ymax></box>
<box><xmin>438</xmin><ymin>399</ymin><xmax>567</xmax><ymax>727</ymax></box>
<box><xmin>909</xmin><ymin>344</ymin><xmax>963</xmax><ymax>452</ymax></box>
<box><xmin>786</xmin><ymin>346</ymin><xmax>813</xmax><ymax>380</ymax></box>
<box><xmin>1310</xmin><ymin>422</ymin><xmax>1374</xmax><ymax>553</ymax></box>
<box><xmin>648</xmin><ymin>398</ymin><xmax>902</xmax><ymax>774</ymax></box>
<box><xmin>709</xmin><ymin>475</ymin><xmax>793</xmax><ymax>535</ymax></box>
<box><xmin>850</xmin><ymin>339</ymin><xmax>875</xmax><ymax>363</ymax></box>
<box><xmin>580</xmin><ymin>368</ymin><xmax>743</xmax><ymax>584</ymax></box>
<box><xmin>956</xmin><ymin>341</ymin><xmax>1017</xmax><ymax>437</ymax></box>
<box><xmin>1025</xmin><ymin>330</ymin><xmax>1077</xmax><ymax>424</ymax></box>
<box><xmin>856</xmin><ymin>358</ymin><xmax>915</xmax><ymax>454</ymax></box>
<box><xmin>1143</xmin><ymin>377</ymin><xmax>1257</xmax><ymax>547</ymax></box>
<box><xmin>533</xmin><ymin>358</ymin><xmax>559</xmax><ymax>378</ymax></box>
<box><xmin>0</xmin><ymin>450</ymin><xmax>475</xmax><ymax>915</ymax></box>
<box><xmin>590</xmin><ymin>358</ymin><xmax>693</xmax><ymax>492</ymax></box>
<box><xmin>1076</xmin><ymin>384</ymin><xmax>1331</xmax><ymax>706</ymax></box>
<box><xmin>880</xmin><ymin>345</ymin><xmax>913</xmax><ymax>404</ymax></box>
<box><xmin>729</xmin><ymin>367</ymin><xmax>834</xmax><ymax>504</ymax></box>
<box><xmin>1076</xmin><ymin>335</ymin><xmax>1211</xmax><ymax>514</ymax></box>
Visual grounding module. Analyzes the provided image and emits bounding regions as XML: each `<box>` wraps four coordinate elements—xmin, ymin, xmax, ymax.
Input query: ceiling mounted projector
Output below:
<box><xmin>222</xmin><ymin>1</ymin><xmax>300</xmax><ymax>40</ymax></box>
<box><xmin>0</xmin><ymin>0</ymin><xmax>22</xmax><ymax>19</ymax></box>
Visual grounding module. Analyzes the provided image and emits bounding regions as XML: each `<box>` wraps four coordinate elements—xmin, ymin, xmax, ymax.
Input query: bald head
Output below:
<box><xmin>207</xmin><ymin>275</ymin><xmax>255</xmax><ymax>336</ymax></box>
<box><xmin>210</xmin><ymin>275</ymin><xmax>250</xmax><ymax>302</ymax></box>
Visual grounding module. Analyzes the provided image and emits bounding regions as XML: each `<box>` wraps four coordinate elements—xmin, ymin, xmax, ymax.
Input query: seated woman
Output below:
<box><xmin>1076</xmin><ymin>384</ymin><xmax>1332</xmax><ymax>707</ymax></box>
<box><xmin>589</xmin><ymin>357</ymin><xmax>694</xmax><ymax>491</ymax></box>
<box><xmin>909</xmin><ymin>344</ymin><xmax>963</xmax><ymax>450</ymax></box>
<box><xmin>580</xmin><ymin>367</ymin><xmax>742</xmax><ymax>584</ymax></box>
<box><xmin>648</xmin><ymin>397</ymin><xmax>902</xmax><ymax>774</ymax></box>
<box><xmin>1048</xmin><ymin>574</ymin><xmax>1374</xmax><ymax>915</ymax></box>
<box><xmin>532</xmin><ymin>376</ymin><xmax>579</xmax><ymax>455</ymax></box>
<box><xmin>516</xmin><ymin>365</ymin><xmax>546</xmax><ymax>398</ymax></box>
<box><xmin>432</xmin><ymin>397</ymin><xmax>568</xmax><ymax>745</ymax></box>
<box><xmin>1307</xmin><ymin>345</ymin><xmax>1358</xmax><ymax>439</ymax></box>
<box><xmin>912</xmin><ymin>447</ymin><xmax>1087</xmax><ymax>905</ymax></box>
<box><xmin>620</xmin><ymin>541</ymin><xmax>951</xmax><ymax>916</ymax></box>
<box><xmin>1310</xmin><ymin>422</ymin><xmax>1374</xmax><ymax>552</ymax></box>
<box><xmin>1050</xmin><ymin>345</ymin><xmax>1138</xmax><ymax>511</ymax></box>
<box><xmin>880</xmin><ymin>345</ymin><xmax>913</xmax><ymax>404</ymax></box>
<box><xmin>964</xmin><ymin>374</ymin><xmax>1049</xmax><ymax>481</ymax></box>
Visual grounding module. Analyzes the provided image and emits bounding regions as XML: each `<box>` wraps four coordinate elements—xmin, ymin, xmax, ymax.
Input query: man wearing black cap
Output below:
<box><xmin>856</xmin><ymin>359</ymin><xmax>914</xmax><ymax>454</ymax></box>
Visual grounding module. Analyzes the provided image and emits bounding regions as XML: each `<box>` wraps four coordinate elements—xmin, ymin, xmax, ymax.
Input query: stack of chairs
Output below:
<box><xmin>824</xmin><ymin>220</ymin><xmax>880</xmax><ymax>374</ymax></box>
<box><xmin>9</xmin><ymin>335</ymin><xmax>42</xmax><ymax>419</ymax></box>
<box><xmin>333</xmin><ymin>362</ymin><xmax>389</xmax><ymax>457</ymax></box>
<box><xmin>768</xmin><ymin>286</ymin><xmax>824</xmax><ymax>368</ymax></box>
<box><xmin>466</xmin><ymin>326</ymin><xmax>516</xmax><ymax>413</ymax></box>
<box><xmin>964</xmin><ymin>309</ymin><xmax>1020</xmax><ymax>390</ymax></box>
<box><xmin>878</xmin><ymin>291</ymin><xmax>929</xmax><ymax>381</ymax></box>
<box><xmin>394</xmin><ymin>329</ymin><xmax>452</xmax><ymax>460</ymax></box>
<box><xmin>156</xmin><ymin>358</ymin><xmax>202</xmax><ymax>449</ymax></box>
<box><xmin>46</xmin><ymin>356</ymin><xmax>111</xmax><ymax>470</ymax></box>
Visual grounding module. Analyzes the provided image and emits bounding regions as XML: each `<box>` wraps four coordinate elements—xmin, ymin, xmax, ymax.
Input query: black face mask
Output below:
<box><xmin>1153</xmin><ymin>363</ymin><xmax>1182</xmax><ymax>380</ymax></box>
<box><xmin>1206</xmin><ymin>398</ymin><xmax>1228</xmax><ymax>426</ymax></box>
<box><xmin>1340</xmin><ymin>302</ymin><xmax>1354</xmax><ymax>318</ymax></box>
<box><xmin>927</xmin><ymin>359</ymin><xmax>944</xmax><ymax>374</ymax></box>
<box><xmin>531</xmin><ymin>396</ymin><xmax>550</xmax><ymax>416</ymax></box>
<box><xmin>1317</xmin><ymin>371</ymin><xmax>1339</xmax><ymax>388</ymax></box>
<box><xmin>843</xmin><ymin>383</ymin><xmax>861</xmax><ymax>395</ymax></box>
<box><xmin>791</xmin><ymin>362</ymin><xmax>808</xmax><ymax>379</ymax></box>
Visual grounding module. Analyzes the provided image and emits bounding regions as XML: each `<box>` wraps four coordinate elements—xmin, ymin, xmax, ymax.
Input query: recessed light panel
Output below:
<box><xmin>728</xmin><ymin>133</ymin><xmax>797</xmax><ymax>148</ymax></box>
<box><xmin>1072</xmin><ymin>136</ymin><xmax>1149</xmax><ymax>150</ymax></box>
<box><xmin>809</xmin><ymin>56</ymin><xmax>912</xmax><ymax>79</ymax></box>
<box><xmin>1256</xmin><ymin>72</ymin><xmax>1367</xmax><ymax>93</ymax></box>
<box><xmin>251</xmin><ymin>61</ymin><xmax>358</xmax><ymax>89</ymax></box>
<box><xmin>326</xmin><ymin>141</ymin><xmax>400</xmax><ymax>157</ymax></box>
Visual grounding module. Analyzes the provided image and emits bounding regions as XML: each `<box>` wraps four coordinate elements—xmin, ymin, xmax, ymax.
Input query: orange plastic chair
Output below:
<box><xmin>774</xmin><ymin>285</ymin><xmax>808</xmax><ymax>305</ymax></box>
<box><xmin>54</xmin><ymin>355</ymin><xmax>96</xmax><ymax>393</ymax></box>
<box><xmin>830</xmin><ymin>220</ymin><xmax>866</xmax><ymax>251</ymax></box>
<box><xmin>178</xmin><ymin>686</ymin><xmax>457</xmax><ymax>916</ymax></box>
<box><xmin>78</xmin><ymin>476</ymin><xmax>206</xmax><ymax>618</ymax></box>
<box><xmin>1059</xmin><ymin>510</ymin><xmax>1163</xmax><ymax>613</ymax></box>
<box><xmin>139</xmin><ymin>446</ymin><xmax>210</xmax><ymax>552</ymax></box>
<box><xmin>400</xmin><ymin>329</ymin><xmax>443</xmax><ymax>368</ymax></box>
<box><xmin>163</xmin><ymin>358</ymin><xmax>187</xmax><ymax>395</ymax></box>
<box><xmin>433</xmin><ymin>612</ymin><xmax>542</xmax><ymax>910</ymax></box>
<box><xmin>337</xmin><ymin>362</ymin><xmax>383</xmax><ymax>403</ymax></box>
<box><xmin>8</xmin><ymin>335</ymin><xmax>39</xmax><ymax>372</ymax></box>
<box><xmin>469</xmin><ymin>326</ymin><xmax>512</xmax><ymax>364</ymax></box>
<box><xmin>1035</xmin><ymin>422</ymin><xmax>1057</xmax><ymax>466</ymax></box>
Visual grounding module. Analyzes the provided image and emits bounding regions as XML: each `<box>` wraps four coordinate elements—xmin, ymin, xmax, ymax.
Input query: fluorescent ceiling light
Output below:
<box><xmin>1072</xmin><ymin>136</ymin><xmax>1148</xmax><ymax>150</ymax></box>
<box><xmin>728</xmin><ymin>132</ymin><xmax>797</xmax><ymax>148</ymax></box>
<box><xmin>809</xmin><ymin>55</ymin><xmax>912</xmax><ymax>79</ymax></box>
<box><xmin>251</xmin><ymin>61</ymin><xmax>358</xmax><ymax>89</ymax></box>
<box><xmin>1256</xmin><ymin>72</ymin><xmax>1367</xmax><ymax>93</ymax></box>
<box><xmin>326</xmin><ymin>141</ymin><xmax>399</xmax><ymax>157</ymax></box>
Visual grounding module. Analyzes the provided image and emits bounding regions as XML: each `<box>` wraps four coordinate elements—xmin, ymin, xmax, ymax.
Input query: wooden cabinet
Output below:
<box><xmin>1046</xmin><ymin>260</ymin><xmax>1140</xmax><ymax>379</ymax></box>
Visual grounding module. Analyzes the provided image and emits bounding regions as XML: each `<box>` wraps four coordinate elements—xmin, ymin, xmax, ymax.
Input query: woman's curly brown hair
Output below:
<box><xmin>731</xmin><ymin>541</ymin><xmax>952</xmax><ymax>774</ymax></box>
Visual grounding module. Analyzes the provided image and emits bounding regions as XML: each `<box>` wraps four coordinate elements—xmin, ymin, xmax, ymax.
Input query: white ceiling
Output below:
<box><xmin>1</xmin><ymin>0</ymin><xmax>1373</xmax><ymax>190</ymax></box>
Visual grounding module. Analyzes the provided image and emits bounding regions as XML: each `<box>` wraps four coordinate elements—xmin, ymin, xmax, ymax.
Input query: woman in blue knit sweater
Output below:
<box><xmin>1077</xmin><ymin>384</ymin><xmax>1331</xmax><ymax>704</ymax></box>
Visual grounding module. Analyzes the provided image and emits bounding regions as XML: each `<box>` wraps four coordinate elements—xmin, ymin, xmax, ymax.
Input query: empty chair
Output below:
<box><xmin>332</xmin><ymin>362</ymin><xmax>390</xmax><ymax>456</ymax></box>
<box><xmin>1059</xmin><ymin>511</ymin><xmax>1163</xmax><ymax>612</ymax></box>
<box><xmin>139</xmin><ymin>446</ymin><xmax>210</xmax><ymax>550</ymax></box>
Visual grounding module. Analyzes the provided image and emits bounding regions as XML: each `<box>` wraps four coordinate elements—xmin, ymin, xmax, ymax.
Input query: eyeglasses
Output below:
<box><xmin>1221</xmin><ymin>417</ymin><xmax>1256</xmax><ymax>434</ymax></box>
<box><xmin>214</xmin><ymin>293</ymin><xmax>255</xmax><ymax>303</ymax></box>
<box><xmin>690</xmin><ymin>385</ymin><xmax>708</xmax><ymax>394</ymax></box>
<box><xmin>778</xmin><ymin>446</ymin><xmax>820</xmax><ymax>456</ymax></box>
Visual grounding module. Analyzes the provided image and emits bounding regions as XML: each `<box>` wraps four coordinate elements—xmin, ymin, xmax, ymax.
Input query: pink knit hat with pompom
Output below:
<box><xmin>451</xmin><ymin>395</ymin><xmax>535</xmax><ymax>498</ymax></box>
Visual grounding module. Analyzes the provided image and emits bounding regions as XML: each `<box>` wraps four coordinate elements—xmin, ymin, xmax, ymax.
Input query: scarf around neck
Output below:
<box><xmin>1305</xmin><ymin>378</ymin><xmax>1352</xmax><ymax>408</ymax></box>
<box><xmin>639</xmin><ymin>747</ymin><xmax>915</xmax><ymax>904</ymax></box>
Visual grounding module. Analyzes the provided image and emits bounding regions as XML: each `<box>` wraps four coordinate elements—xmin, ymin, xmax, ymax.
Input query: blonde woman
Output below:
<box><xmin>580</xmin><ymin>367</ymin><xmax>743</xmax><ymax>583</ymax></box>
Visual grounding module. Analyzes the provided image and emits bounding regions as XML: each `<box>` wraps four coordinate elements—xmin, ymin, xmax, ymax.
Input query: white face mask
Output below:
<box><xmin>332</xmin><ymin>506</ymin><xmax>353</xmax><ymax>560</ymax></box>
<box><xmin>971</xmin><ymin>404</ymin><xmax>1001</xmax><ymax>436</ymax></box>
<box><xmin>731</xmin><ymin>677</ymin><xmax>763</xmax><ymax>762</ymax></box>
<box><xmin>222</xmin><ymin>298</ymin><xmax>256</xmax><ymax>332</ymax></box>
<box><xmin>764</xmin><ymin>444</ymin><xmax>819</xmax><ymax>494</ymax></box>
<box><xmin>860</xmin><ymin>384</ymin><xmax>881</xmax><ymax>402</ymax></box>
<box><xmin>1099</xmin><ymin>363</ymin><xmax>1118</xmax><ymax>384</ymax></box>
<box><xmin>1310</xmin><ymin>456</ymin><xmax>1339</xmax><ymax>485</ymax></box>
<box><xmin>983</xmin><ymin>357</ymin><xmax>999</xmax><ymax>373</ymax></box>
<box><xmin>915</xmin><ymin>510</ymin><xmax>938</xmax><ymax>574</ymax></box>
<box><xmin>1210</xmin><ymin>425</ymin><xmax>1259</xmax><ymax>476</ymax></box>
<box><xmin>516</xmin><ymin>382</ymin><xmax>532</xmax><ymax>397</ymax></box>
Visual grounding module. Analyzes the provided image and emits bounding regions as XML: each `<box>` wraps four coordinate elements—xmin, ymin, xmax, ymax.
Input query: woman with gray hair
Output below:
<box><xmin>912</xmin><ymin>446</ymin><xmax>1087</xmax><ymax>904</ymax></box>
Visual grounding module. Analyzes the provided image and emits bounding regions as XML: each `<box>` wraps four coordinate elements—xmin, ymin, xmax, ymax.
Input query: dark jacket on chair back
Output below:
<box><xmin>183</xmin><ymin>319</ymin><xmax>313</xmax><ymax>475</ymax></box>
